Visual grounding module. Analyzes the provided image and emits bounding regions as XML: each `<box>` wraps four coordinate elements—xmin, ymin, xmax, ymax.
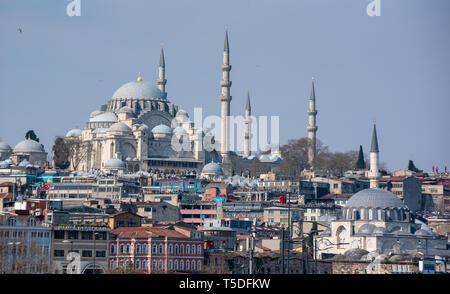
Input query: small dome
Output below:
<box><xmin>0</xmin><ymin>141</ymin><xmax>12</xmax><ymax>151</ymax></box>
<box><xmin>373</xmin><ymin>227</ymin><xmax>386</xmax><ymax>234</ymax></box>
<box><xmin>270</xmin><ymin>154</ymin><xmax>282</xmax><ymax>162</ymax></box>
<box><xmin>108</xmin><ymin>122</ymin><xmax>131</xmax><ymax>133</ymax></box>
<box><xmin>345</xmin><ymin>188</ymin><xmax>407</xmax><ymax>209</ymax></box>
<box><xmin>92</xmin><ymin>128</ymin><xmax>108</xmax><ymax>134</ymax></box>
<box><xmin>18</xmin><ymin>160</ymin><xmax>31</xmax><ymax>167</ymax></box>
<box><xmin>117</xmin><ymin>106</ymin><xmax>134</xmax><ymax>114</ymax></box>
<box><xmin>14</xmin><ymin>139</ymin><xmax>45</xmax><ymax>153</ymax></box>
<box><xmin>138</xmin><ymin>124</ymin><xmax>149</xmax><ymax>131</ymax></box>
<box><xmin>202</xmin><ymin>162</ymin><xmax>224</xmax><ymax>176</ymax></box>
<box><xmin>125</xmin><ymin>156</ymin><xmax>132</xmax><ymax>161</ymax></box>
<box><xmin>173</xmin><ymin>126</ymin><xmax>188</xmax><ymax>134</ymax></box>
<box><xmin>358</xmin><ymin>224</ymin><xmax>376</xmax><ymax>235</ymax></box>
<box><xmin>259</xmin><ymin>154</ymin><xmax>272</xmax><ymax>162</ymax></box>
<box><xmin>414</xmin><ymin>229</ymin><xmax>433</xmax><ymax>236</ymax></box>
<box><xmin>152</xmin><ymin>124</ymin><xmax>172</xmax><ymax>134</ymax></box>
<box><xmin>111</xmin><ymin>81</ymin><xmax>166</xmax><ymax>100</ymax></box>
<box><xmin>104</xmin><ymin>158</ymin><xmax>126</xmax><ymax>170</ymax></box>
<box><xmin>90</xmin><ymin>112</ymin><xmax>117</xmax><ymax>122</ymax></box>
<box><xmin>90</xmin><ymin>110</ymin><xmax>103</xmax><ymax>118</ymax></box>
<box><xmin>176</xmin><ymin>109</ymin><xmax>188</xmax><ymax>117</ymax></box>
<box><xmin>66</xmin><ymin>128</ymin><xmax>82</xmax><ymax>137</ymax></box>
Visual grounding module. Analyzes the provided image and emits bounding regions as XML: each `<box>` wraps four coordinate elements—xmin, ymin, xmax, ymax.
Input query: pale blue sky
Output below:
<box><xmin>0</xmin><ymin>0</ymin><xmax>449</xmax><ymax>172</ymax></box>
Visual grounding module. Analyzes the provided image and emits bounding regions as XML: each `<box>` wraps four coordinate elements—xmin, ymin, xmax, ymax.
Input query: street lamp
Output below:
<box><xmin>7</xmin><ymin>242</ymin><xmax>21</xmax><ymax>273</ymax></box>
<box><xmin>93</xmin><ymin>232</ymin><xmax>100</xmax><ymax>274</ymax></box>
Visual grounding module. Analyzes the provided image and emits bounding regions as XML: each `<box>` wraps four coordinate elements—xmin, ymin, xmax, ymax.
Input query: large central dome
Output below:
<box><xmin>345</xmin><ymin>188</ymin><xmax>407</xmax><ymax>209</ymax></box>
<box><xmin>111</xmin><ymin>81</ymin><xmax>166</xmax><ymax>100</ymax></box>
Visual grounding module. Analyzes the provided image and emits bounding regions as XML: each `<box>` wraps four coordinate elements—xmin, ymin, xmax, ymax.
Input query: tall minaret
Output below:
<box><xmin>157</xmin><ymin>45</ymin><xmax>167</xmax><ymax>98</ymax></box>
<box><xmin>369</xmin><ymin>121</ymin><xmax>380</xmax><ymax>188</ymax></box>
<box><xmin>244</xmin><ymin>90</ymin><xmax>251</xmax><ymax>158</ymax></box>
<box><xmin>220</xmin><ymin>28</ymin><xmax>232</xmax><ymax>163</ymax></box>
<box><xmin>307</xmin><ymin>77</ymin><xmax>318</xmax><ymax>168</ymax></box>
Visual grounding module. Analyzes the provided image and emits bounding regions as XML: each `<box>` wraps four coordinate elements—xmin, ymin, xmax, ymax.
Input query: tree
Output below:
<box><xmin>25</xmin><ymin>130</ymin><xmax>39</xmax><ymax>142</ymax></box>
<box><xmin>52</xmin><ymin>136</ymin><xmax>92</xmax><ymax>170</ymax></box>
<box><xmin>52</xmin><ymin>137</ymin><xmax>71</xmax><ymax>169</ymax></box>
<box><xmin>355</xmin><ymin>145</ymin><xmax>365</xmax><ymax>170</ymax></box>
<box><xmin>407</xmin><ymin>160</ymin><xmax>422</xmax><ymax>173</ymax></box>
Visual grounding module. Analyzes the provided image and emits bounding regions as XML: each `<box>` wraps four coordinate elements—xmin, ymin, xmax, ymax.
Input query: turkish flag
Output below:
<box><xmin>43</xmin><ymin>184</ymin><xmax>51</xmax><ymax>190</ymax></box>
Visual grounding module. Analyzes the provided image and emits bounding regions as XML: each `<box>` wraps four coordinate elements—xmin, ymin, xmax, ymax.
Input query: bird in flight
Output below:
<box><xmin>18</xmin><ymin>28</ymin><xmax>22</xmax><ymax>33</ymax></box>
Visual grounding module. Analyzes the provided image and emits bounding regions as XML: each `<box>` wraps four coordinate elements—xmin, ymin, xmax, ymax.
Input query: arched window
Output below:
<box><xmin>186</xmin><ymin>259</ymin><xmax>190</xmax><ymax>270</ymax></box>
<box><xmin>159</xmin><ymin>260</ymin><xmax>163</xmax><ymax>270</ymax></box>
<box><xmin>192</xmin><ymin>245</ymin><xmax>196</xmax><ymax>255</ymax></box>
<box><xmin>136</xmin><ymin>260</ymin><xmax>141</xmax><ymax>269</ymax></box>
<box><xmin>192</xmin><ymin>260</ymin><xmax>196</xmax><ymax>271</ymax></box>
<box><xmin>186</xmin><ymin>245</ymin><xmax>190</xmax><ymax>254</ymax></box>
<box><xmin>198</xmin><ymin>245</ymin><xmax>202</xmax><ymax>255</ymax></box>
<box><xmin>197</xmin><ymin>260</ymin><xmax>201</xmax><ymax>271</ymax></box>
<box><xmin>143</xmin><ymin>244</ymin><xmax>148</xmax><ymax>253</ymax></box>
<box><xmin>152</xmin><ymin>244</ymin><xmax>157</xmax><ymax>254</ymax></box>
<box><xmin>126</xmin><ymin>244</ymin><xmax>130</xmax><ymax>253</ymax></box>
<box><xmin>136</xmin><ymin>244</ymin><xmax>141</xmax><ymax>254</ymax></box>
<box><xmin>159</xmin><ymin>244</ymin><xmax>164</xmax><ymax>254</ymax></box>
<box><xmin>110</xmin><ymin>260</ymin><xmax>115</xmax><ymax>270</ymax></box>
<box><xmin>180</xmin><ymin>260</ymin><xmax>184</xmax><ymax>271</ymax></box>
<box><xmin>111</xmin><ymin>244</ymin><xmax>116</xmax><ymax>254</ymax></box>
<box><xmin>152</xmin><ymin>260</ymin><xmax>157</xmax><ymax>270</ymax></box>
<box><xmin>169</xmin><ymin>260</ymin><xmax>173</xmax><ymax>270</ymax></box>
<box><xmin>120</xmin><ymin>244</ymin><xmax>124</xmax><ymax>253</ymax></box>
<box><xmin>180</xmin><ymin>244</ymin><xmax>184</xmax><ymax>254</ymax></box>
<box><xmin>175</xmin><ymin>260</ymin><xmax>179</xmax><ymax>271</ymax></box>
<box><xmin>169</xmin><ymin>244</ymin><xmax>173</xmax><ymax>254</ymax></box>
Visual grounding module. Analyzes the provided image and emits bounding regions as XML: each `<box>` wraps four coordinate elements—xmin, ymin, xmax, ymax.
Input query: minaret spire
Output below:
<box><xmin>220</xmin><ymin>27</ymin><xmax>232</xmax><ymax>165</ymax></box>
<box><xmin>157</xmin><ymin>44</ymin><xmax>167</xmax><ymax>98</ymax></box>
<box><xmin>307</xmin><ymin>77</ymin><xmax>318</xmax><ymax>169</ymax></box>
<box><xmin>244</xmin><ymin>90</ymin><xmax>251</xmax><ymax>158</ymax></box>
<box><xmin>369</xmin><ymin>121</ymin><xmax>380</xmax><ymax>188</ymax></box>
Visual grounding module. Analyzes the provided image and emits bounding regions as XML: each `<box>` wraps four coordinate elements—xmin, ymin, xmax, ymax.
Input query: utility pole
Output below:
<box><xmin>286</xmin><ymin>192</ymin><xmax>291</xmax><ymax>274</ymax></box>
<box><xmin>249</xmin><ymin>219</ymin><xmax>256</xmax><ymax>274</ymax></box>
<box><xmin>280</xmin><ymin>223</ymin><xmax>285</xmax><ymax>274</ymax></box>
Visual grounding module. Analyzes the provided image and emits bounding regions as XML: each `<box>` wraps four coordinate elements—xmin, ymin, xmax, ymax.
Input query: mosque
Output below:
<box><xmin>61</xmin><ymin>30</ymin><xmax>281</xmax><ymax>176</ymax></box>
<box><xmin>316</xmin><ymin>124</ymin><xmax>448</xmax><ymax>258</ymax></box>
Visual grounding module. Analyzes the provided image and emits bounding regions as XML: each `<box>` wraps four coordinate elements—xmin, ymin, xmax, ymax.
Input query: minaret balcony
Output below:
<box><xmin>221</xmin><ymin>65</ymin><xmax>232</xmax><ymax>71</ymax></box>
<box><xmin>220</xmin><ymin>95</ymin><xmax>232</xmax><ymax>102</ymax></box>
<box><xmin>307</xmin><ymin>126</ymin><xmax>318</xmax><ymax>132</ymax></box>
<box><xmin>220</xmin><ymin>80</ymin><xmax>232</xmax><ymax>87</ymax></box>
<box><xmin>308</xmin><ymin>110</ymin><xmax>317</xmax><ymax>116</ymax></box>
<box><xmin>157</xmin><ymin>78</ymin><xmax>167</xmax><ymax>84</ymax></box>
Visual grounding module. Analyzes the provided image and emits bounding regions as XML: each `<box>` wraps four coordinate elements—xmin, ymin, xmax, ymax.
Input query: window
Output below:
<box><xmin>186</xmin><ymin>245</ymin><xmax>190</xmax><ymax>254</ymax></box>
<box><xmin>136</xmin><ymin>260</ymin><xmax>141</xmax><ymax>269</ymax></box>
<box><xmin>96</xmin><ymin>251</ymin><xmax>106</xmax><ymax>258</ymax></box>
<box><xmin>159</xmin><ymin>244</ymin><xmax>164</xmax><ymax>254</ymax></box>
<box><xmin>169</xmin><ymin>260</ymin><xmax>173</xmax><ymax>270</ymax></box>
<box><xmin>175</xmin><ymin>244</ymin><xmax>179</xmax><ymax>254</ymax></box>
<box><xmin>95</xmin><ymin>232</ymin><xmax>107</xmax><ymax>240</ymax></box>
<box><xmin>143</xmin><ymin>244</ymin><xmax>148</xmax><ymax>253</ymax></box>
<box><xmin>54</xmin><ymin>250</ymin><xmax>64</xmax><ymax>257</ymax></box>
<box><xmin>186</xmin><ymin>260</ymin><xmax>190</xmax><ymax>270</ymax></box>
<box><xmin>197</xmin><ymin>260</ymin><xmax>201</xmax><ymax>271</ymax></box>
<box><xmin>152</xmin><ymin>244</ymin><xmax>157</xmax><ymax>254</ymax></box>
<box><xmin>82</xmin><ymin>250</ymin><xmax>92</xmax><ymax>257</ymax></box>
<box><xmin>169</xmin><ymin>244</ymin><xmax>173</xmax><ymax>254</ymax></box>
<box><xmin>111</xmin><ymin>244</ymin><xmax>116</xmax><ymax>254</ymax></box>
<box><xmin>180</xmin><ymin>245</ymin><xmax>184</xmax><ymax>254</ymax></box>
<box><xmin>54</xmin><ymin>231</ymin><xmax>65</xmax><ymax>239</ymax></box>
<box><xmin>180</xmin><ymin>260</ymin><xmax>184</xmax><ymax>271</ymax></box>
<box><xmin>120</xmin><ymin>244</ymin><xmax>125</xmax><ymax>253</ymax></box>
<box><xmin>82</xmin><ymin>232</ymin><xmax>93</xmax><ymax>240</ymax></box>
<box><xmin>198</xmin><ymin>245</ymin><xmax>202</xmax><ymax>254</ymax></box>
<box><xmin>192</xmin><ymin>260</ymin><xmax>196</xmax><ymax>271</ymax></box>
<box><xmin>175</xmin><ymin>260</ymin><xmax>179</xmax><ymax>270</ymax></box>
<box><xmin>152</xmin><ymin>260</ymin><xmax>157</xmax><ymax>270</ymax></box>
<box><xmin>192</xmin><ymin>245</ymin><xmax>196</xmax><ymax>255</ymax></box>
<box><xmin>136</xmin><ymin>244</ymin><xmax>141</xmax><ymax>253</ymax></box>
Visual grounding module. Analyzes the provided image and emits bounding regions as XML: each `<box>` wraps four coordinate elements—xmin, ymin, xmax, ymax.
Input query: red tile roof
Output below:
<box><xmin>112</xmin><ymin>225</ymin><xmax>195</xmax><ymax>240</ymax></box>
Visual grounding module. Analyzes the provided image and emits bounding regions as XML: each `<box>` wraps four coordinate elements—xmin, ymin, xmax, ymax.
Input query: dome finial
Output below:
<box><xmin>137</xmin><ymin>71</ymin><xmax>143</xmax><ymax>82</ymax></box>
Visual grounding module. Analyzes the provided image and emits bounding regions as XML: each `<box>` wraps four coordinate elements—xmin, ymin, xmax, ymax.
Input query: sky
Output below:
<box><xmin>0</xmin><ymin>0</ymin><xmax>449</xmax><ymax>172</ymax></box>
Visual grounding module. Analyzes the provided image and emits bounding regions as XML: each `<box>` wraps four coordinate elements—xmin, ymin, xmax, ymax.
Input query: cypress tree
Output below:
<box><xmin>356</xmin><ymin>145</ymin><xmax>365</xmax><ymax>170</ymax></box>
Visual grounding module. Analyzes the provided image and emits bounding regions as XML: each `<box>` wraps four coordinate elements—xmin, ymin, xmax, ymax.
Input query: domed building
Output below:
<box><xmin>316</xmin><ymin>125</ymin><xmax>448</xmax><ymax>259</ymax></box>
<box><xmin>11</xmin><ymin>138</ymin><xmax>47</xmax><ymax>165</ymax></box>
<box><xmin>62</xmin><ymin>51</ymin><xmax>220</xmax><ymax>173</ymax></box>
<box><xmin>0</xmin><ymin>140</ymin><xmax>12</xmax><ymax>161</ymax></box>
<box><xmin>200</xmin><ymin>162</ymin><xmax>224</xmax><ymax>179</ymax></box>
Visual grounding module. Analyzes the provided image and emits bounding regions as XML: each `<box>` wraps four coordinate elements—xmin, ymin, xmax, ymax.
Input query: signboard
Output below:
<box><xmin>214</xmin><ymin>197</ymin><xmax>225</xmax><ymax>202</ymax></box>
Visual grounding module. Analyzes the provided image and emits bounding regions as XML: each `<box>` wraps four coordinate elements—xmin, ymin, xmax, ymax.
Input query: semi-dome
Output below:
<box><xmin>13</xmin><ymin>139</ymin><xmax>45</xmax><ymax>153</ymax></box>
<box><xmin>18</xmin><ymin>160</ymin><xmax>31</xmax><ymax>167</ymax></box>
<box><xmin>202</xmin><ymin>162</ymin><xmax>224</xmax><ymax>176</ymax></box>
<box><xmin>0</xmin><ymin>141</ymin><xmax>12</xmax><ymax>151</ymax></box>
<box><xmin>414</xmin><ymin>229</ymin><xmax>433</xmax><ymax>236</ymax></box>
<box><xmin>90</xmin><ymin>110</ymin><xmax>103</xmax><ymax>118</ymax></box>
<box><xmin>66</xmin><ymin>128</ymin><xmax>82</xmax><ymax>137</ymax></box>
<box><xmin>117</xmin><ymin>106</ymin><xmax>134</xmax><ymax>114</ymax></box>
<box><xmin>111</xmin><ymin>81</ymin><xmax>166</xmax><ymax>100</ymax></box>
<box><xmin>138</xmin><ymin>124</ymin><xmax>150</xmax><ymax>131</ymax></box>
<box><xmin>152</xmin><ymin>124</ymin><xmax>172</xmax><ymax>134</ymax></box>
<box><xmin>108</xmin><ymin>122</ymin><xmax>131</xmax><ymax>133</ymax></box>
<box><xmin>104</xmin><ymin>158</ymin><xmax>126</xmax><ymax>170</ymax></box>
<box><xmin>259</xmin><ymin>154</ymin><xmax>272</xmax><ymax>162</ymax></box>
<box><xmin>358</xmin><ymin>223</ymin><xmax>377</xmax><ymax>234</ymax></box>
<box><xmin>90</xmin><ymin>112</ymin><xmax>117</xmax><ymax>122</ymax></box>
<box><xmin>345</xmin><ymin>188</ymin><xmax>407</xmax><ymax>209</ymax></box>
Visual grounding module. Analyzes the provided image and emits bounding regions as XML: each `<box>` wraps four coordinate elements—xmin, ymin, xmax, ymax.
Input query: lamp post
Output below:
<box><xmin>93</xmin><ymin>232</ymin><xmax>100</xmax><ymax>274</ymax></box>
<box><xmin>7</xmin><ymin>241</ymin><xmax>21</xmax><ymax>273</ymax></box>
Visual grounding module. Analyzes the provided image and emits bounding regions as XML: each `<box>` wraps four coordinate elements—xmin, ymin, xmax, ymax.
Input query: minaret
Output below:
<box><xmin>244</xmin><ymin>90</ymin><xmax>251</xmax><ymax>158</ymax></box>
<box><xmin>220</xmin><ymin>28</ymin><xmax>232</xmax><ymax>163</ymax></box>
<box><xmin>307</xmin><ymin>77</ymin><xmax>318</xmax><ymax>169</ymax></box>
<box><xmin>369</xmin><ymin>121</ymin><xmax>380</xmax><ymax>188</ymax></box>
<box><xmin>157</xmin><ymin>45</ymin><xmax>167</xmax><ymax>98</ymax></box>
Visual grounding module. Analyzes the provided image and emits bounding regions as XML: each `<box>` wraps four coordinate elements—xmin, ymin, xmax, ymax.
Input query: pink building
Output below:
<box><xmin>108</xmin><ymin>225</ymin><xmax>204</xmax><ymax>273</ymax></box>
